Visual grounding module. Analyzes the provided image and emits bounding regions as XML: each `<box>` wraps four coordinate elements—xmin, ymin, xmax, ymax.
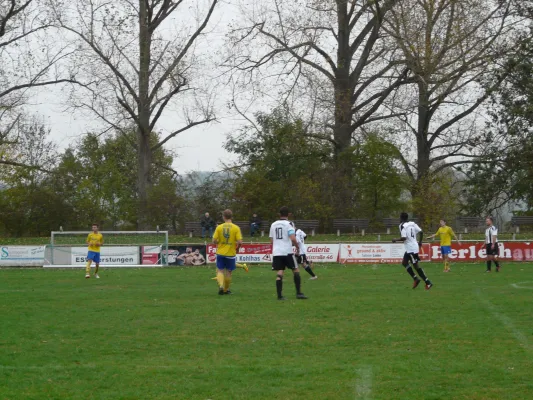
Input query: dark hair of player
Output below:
<box><xmin>486</xmin><ymin>216</ymin><xmax>493</xmax><ymax>222</ymax></box>
<box><xmin>400</xmin><ymin>212</ymin><xmax>408</xmax><ymax>222</ymax></box>
<box><xmin>279</xmin><ymin>206</ymin><xmax>290</xmax><ymax>217</ymax></box>
<box><xmin>92</xmin><ymin>223</ymin><xmax>99</xmax><ymax>227</ymax></box>
<box><xmin>223</xmin><ymin>209</ymin><xmax>233</xmax><ymax>220</ymax></box>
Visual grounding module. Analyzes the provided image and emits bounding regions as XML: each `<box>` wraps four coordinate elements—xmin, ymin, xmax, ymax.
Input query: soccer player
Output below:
<box><xmin>392</xmin><ymin>213</ymin><xmax>433</xmax><ymax>290</ymax></box>
<box><xmin>213</xmin><ymin>209</ymin><xmax>243</xmax><ymax>295</ymax></box>
<box><xmin>426</xmin><ymin>219</ymin><xmax>461</xmax><ymax>272</ymax></box>
<box><xmin>85</xmin><ymin>223</ymin><xmax>103</xmax><ymax>279</ymax></box>
<box><xmin>294</xmin><ymin>224</ymin><xmax>317</xmax><ymax>280</ymax></box>
<box><xmin>485</xmin><ymin>216</ymin><xmax>501</xmax><ymax>272</ymax></box>
<box><xmin>270</xmin><ymin>206</ymin><xmax>308</xmax><ymax>300</ymax></box>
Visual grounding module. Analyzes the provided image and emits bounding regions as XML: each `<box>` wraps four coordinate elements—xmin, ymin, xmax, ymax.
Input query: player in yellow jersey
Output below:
<box><xmin>213</xmin><ymin>209</ymin><xmax>243</xmax><ymax>295</ymax></box>
<box><xmin>427</xmin><ymin>219</ymin><xmax>460</xmax><ymax>272</ymax></box>
<box><xmin>85</xmin><ymin>223</ymin><xmax>103</xmax><ymax>279</ymax></box>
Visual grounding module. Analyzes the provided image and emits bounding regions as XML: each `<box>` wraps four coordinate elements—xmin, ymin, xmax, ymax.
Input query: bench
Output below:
<box><xmin>511</xmin><ymin>216</ymin><xmax>533</xmax><ymax>233</ymax></box>
<box><xmin>233</xmin><ymin>220</ymin><xmax>270</xmax><ymax>237</ymax></box>
<box><xmin>456</xmin><ymin>217</ymin><xmax>485</xmax><ymax>233</ymax></box>
<box><xmin>382</xmin><ymin>218</ymin><xmax>399</xmax><ymax>234</ymax></box>
<box><xmin>184</xmin><ymin>221</ymin><xmax>203</xmax><ymax>237</ymax></box>
<box><xmin>332</xmin><ymin>219</ymin><xmax>370</xmax><ymax>236</ymax></box>
<box><xmin>291</xmin><ymin>220</ymin><xmax>319</xmax><ymax>236</ymax></box>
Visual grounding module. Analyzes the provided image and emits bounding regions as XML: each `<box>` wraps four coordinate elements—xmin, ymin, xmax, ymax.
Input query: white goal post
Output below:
<box><xmin>45</xmin><ymin>230</ymin><xmax>169</xmax><ymax>268</ymax></box>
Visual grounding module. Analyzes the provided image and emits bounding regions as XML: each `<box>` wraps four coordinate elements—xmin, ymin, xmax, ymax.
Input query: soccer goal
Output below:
<box><xmin>44</xmin><ymin>231</ymin><xmax>169</xmax><ymax>268</ymax></box>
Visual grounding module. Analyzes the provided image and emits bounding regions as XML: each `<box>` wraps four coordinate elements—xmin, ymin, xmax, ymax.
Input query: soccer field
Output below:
<box><xmin>1</xmin><ymin>263</ymin><xmax>532</xmax><ymax>400</ymax></box>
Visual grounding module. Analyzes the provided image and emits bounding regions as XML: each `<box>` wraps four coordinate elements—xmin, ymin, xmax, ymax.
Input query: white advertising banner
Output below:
<box><xmin>70</xmin><ymin>246</ymin><xmax>140</xmax><ymax>266</ymax></box>
<box><xmin>303</xmin><ymin>244</ymin><xmax>340</xmax><ymax>263</ymax></box>
<box><xmin>339</xmin><ymin>243</ymin><xmax>431</xmax><ymax>263</ymax></box>
<box><xmin>0</xmin><ymin>246</ymin><xmax>46</xmax><ymax>266</ymax></box>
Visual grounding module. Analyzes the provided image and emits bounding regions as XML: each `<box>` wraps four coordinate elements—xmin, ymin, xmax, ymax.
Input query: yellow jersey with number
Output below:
<box><xmin>87</xmin><ymin>233</ymin><xmax>103</xmax><ymax>252</ymax></box>
<box><xmin>213</xmin><ymin>223</ymin><xmax>242</xmax><ymax>257</ymax></box>
<box><xmin>435</xmin><ymin>226</ymin><xmax>454</xmax><ymax>246</ymax></box>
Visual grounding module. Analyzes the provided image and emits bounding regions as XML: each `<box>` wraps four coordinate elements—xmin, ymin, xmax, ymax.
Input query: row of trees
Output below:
<box><xmin>1</xmin><ymin>0</ymin><xmax>533</xmax><ymax>235</ymax></box>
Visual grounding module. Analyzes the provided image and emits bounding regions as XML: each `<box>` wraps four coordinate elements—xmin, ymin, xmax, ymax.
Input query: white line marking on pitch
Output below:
<box><xmin>476</xmin><ymin>291</ymin><xmax>532</xmax><ymax>353</ymax></box>
<box><xmin>355</xmin><ymin>365</ymin><xmax>373</xmax><ymax>400</ymax></box>
<box><xmin>510</xmin><ymin>281</ymin><xmax>533</xmax><ymax>290</ymax></box>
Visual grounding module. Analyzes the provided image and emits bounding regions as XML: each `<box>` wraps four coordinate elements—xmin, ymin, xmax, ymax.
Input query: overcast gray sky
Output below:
<box><xmin>26</xmin><ymin>0</ymin><xmax>248</xmax><ymax>174</ymax></box>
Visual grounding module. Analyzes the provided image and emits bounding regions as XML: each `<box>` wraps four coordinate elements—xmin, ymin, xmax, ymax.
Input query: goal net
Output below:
<box><xmin>44</xmin><ymin>231</ymin><xmax>169</xmax><ymax>267</ymax></box>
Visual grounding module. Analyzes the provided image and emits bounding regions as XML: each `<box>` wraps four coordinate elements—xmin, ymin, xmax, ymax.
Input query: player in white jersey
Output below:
<box><xmin>392</xmin><ymin>212</ymin><xmax>433</xmax><ymax>290</ymax></box>
<box><xmin>294</xmin><ymin>224</ymin><xmax>317</xmax><ymax>280</ymax></box>
<box><xmin>270</xmin><ymin>206</ymin><xmax>308</xmax><ymax>300</ymax></box>
<box><xmin>485</xmin><ymin>216</ymin><xmax>501</xmax><ymax>272</ymax></box>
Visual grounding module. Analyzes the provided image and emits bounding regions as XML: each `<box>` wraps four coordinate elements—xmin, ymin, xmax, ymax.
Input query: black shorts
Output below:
<box><xmin>402</xmin><ymin>252</ymin><xmax>420</xmax><ymax>266</ymax></box>
<box><xmin>486</xmin><ymin>243</ymin><xmax>499</xmax><ymax>256</ymax></box>
<box><xmin>272</xmin><ymin>255</ymin><xmax>298</xmax><ymax>271</ymax></box>
<box><xmin>296</xmin><ymin>254</ymin><xmax>308</xmax><ymax>264</ymax></box>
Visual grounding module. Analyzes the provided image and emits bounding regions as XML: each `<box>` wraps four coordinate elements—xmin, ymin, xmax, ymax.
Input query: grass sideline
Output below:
<box><xmin>1</xmin><ymin>263</ymin><xmax>533</xmax><ymax>399</ymax></box>
<box><xmin>0</xmin><ymin>232</ymin><xmax>532</xmax><ymax>245</ymax></box>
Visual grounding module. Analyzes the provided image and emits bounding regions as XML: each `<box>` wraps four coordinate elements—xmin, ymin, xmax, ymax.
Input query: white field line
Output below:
<box><xmin>476</xmin><ymin>290</ymin><xmax>532</xmax><ymax>353</ymax></box>
<box><xmin>355</xmin><ymin>365</ymin><xmax>373</xmax><ymax>400</ymax></box>
<box><xmin>510</xmin><ymin>281</ymin><xmax>533</xmax><ymax>290</ymax></box>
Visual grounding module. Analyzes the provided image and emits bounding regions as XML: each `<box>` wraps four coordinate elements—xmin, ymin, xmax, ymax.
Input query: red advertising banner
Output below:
<box><xmin>428</xmin><ymin>242</ymin><xmax>533</xmax><ymax>262</ymax></box>
<box><xmin>207</xmin><ymin>243</ymin><xmax>273</xmax><ymax>263</ymax></box>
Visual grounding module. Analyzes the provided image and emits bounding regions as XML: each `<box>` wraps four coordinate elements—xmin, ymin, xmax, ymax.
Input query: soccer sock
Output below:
<box><xmin>294</xmin><ymin>272</ymin><xmax>302</xmax><ymax>294</ymax></box>
<box><xmin>415</xmin><ymin>266</ymin><xmax>430</xmax><ymax>283</ymax></box>
<box><xmin>85</xmin><ymin>261</ymin><xmax>91</xmax><ymax>274</ymax></box>
<box><xmin>276</xmin><ymin>276</ymin><xmax>283</xmax><ymax>298</ymax></box>
<box><xmin>404</xmin><ymin>265</ymin><xmax>417</xmax><ymax>279</ymax></box>
<box><xmin>236</xmin><ymin>263</ymin><xmax>244</xmax><ymax>269</ymax></box>
<box><xmin>216</xmin><ymin>270</ymin><xmax>225</xmax><ymax>288</ymax></box>
<box><xmin>304</xmin><ymin>265</ymin><xmax>316</xmax><ymax>277</ymax></box>
<box><xmin>486</xmin><ymin>260</ymin><xmax>492</xmax><ymax>271</ymax></box>
<box><xmin>95</xmin><ymin>264</ymin><xmax>99</xmax><ymax>274</ymax></box>
<box><xmin>223</xmin><ymin>275</ymin><xmax>232</xmax><ymax>292</ymax></box>
<box><xmin>495</xmin><ymin>260</ymin><xmax>500</xmax><ymax>268</ymax></box>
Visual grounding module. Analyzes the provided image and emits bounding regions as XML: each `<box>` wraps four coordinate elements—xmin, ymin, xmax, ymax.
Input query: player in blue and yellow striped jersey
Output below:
<box><xmin>213</xmin><ymin>209</ymin><xmax>243</xmax><ymax>295</ymax></box>
<box><xmin>85</xmin><ymin>223</ymin><xmax>103</xmax><ymax>279</ymax></box>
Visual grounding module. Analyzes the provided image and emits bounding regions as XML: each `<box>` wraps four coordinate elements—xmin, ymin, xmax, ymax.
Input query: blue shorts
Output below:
<box><xmin>216</xmin><ymin>255</ymin><xmax>236</xmax><ymax>271</ymax></box>
<box><xmin>441</xmin><ymin>246</ymin><xmax>452</xmax><ymax>255</ymax></box>
<box><xmin>87</xmin><ymin>251</ymin><xmax>101</xmax><ymax>264</ymax></box>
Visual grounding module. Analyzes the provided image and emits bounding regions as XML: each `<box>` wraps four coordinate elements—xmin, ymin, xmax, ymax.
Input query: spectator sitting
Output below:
<box><xmin>200</xmin><ymin>212</ymin><xmax>215</xmax><ymax>239</ymax></box>
<box><xmin>250</xmin><ymin>213</ymin><xmax>262</xmax><ymax>237</ymax></box>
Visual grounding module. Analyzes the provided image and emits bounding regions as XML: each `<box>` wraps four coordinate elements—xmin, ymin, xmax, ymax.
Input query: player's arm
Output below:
<box><xmin>212</xmin><ymin>226</ymin><xmax>220</xmax><ymax>244</ymax></box>
<box><xmin>426</xmin><ymin>231</ymin><xmax>438</xmax><ymax>240</ymax></box>
<box><xmin>86</xmin><ymin>234</ymin><xmax>91</xmax><ymax>245</ymax></box>
<box><xmin>236</xmin><ymin>228</ymin><xmax>243</xmax><ymax>253</ymax></box>
<box><xmin>451</xmin><ymin>228</ymin><xmax>461</xmax><ymax>244</ymax></box>
<box><xmin>492</xmin><ymin>231</ymin><xmax>498</xmax><ymax>248</ymax></box>
<box><xmin>417</xmin><ymin>230</ymin><xmax>424</xmax><ymax>247</ymax></box>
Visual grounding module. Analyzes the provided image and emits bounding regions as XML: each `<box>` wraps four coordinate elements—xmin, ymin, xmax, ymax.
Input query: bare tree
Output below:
<box><xmin>226</xmin><ymin>0</ymin><xmax>408</xmax><ymax>156</ymax></box>
<box><xmin>0</xmin><ymin>0</ymin><xmax>77</xmax><ymax>169</ymax></box>
<box><xmin>48</xmin><ymin>0</ymin><xmax>219</xmax><ymax>228</ymax></box>
<box><xmin>382</xmin><ymin>0</ymin><xmax>516</xmax><ymax>190</ymax></box>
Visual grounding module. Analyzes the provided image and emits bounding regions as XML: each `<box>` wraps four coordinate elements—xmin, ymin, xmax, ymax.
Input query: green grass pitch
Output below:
<box><xmin>1</xmin><ymin>263</ymin><xmax>533</xmax><ymax>399</ymax></box>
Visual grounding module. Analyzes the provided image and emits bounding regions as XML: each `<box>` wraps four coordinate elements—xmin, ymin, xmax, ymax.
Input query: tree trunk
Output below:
<box><xmin>137</xmin><ymin>0</ymin><xmax>152</xmax><ymax>229</ymax></box>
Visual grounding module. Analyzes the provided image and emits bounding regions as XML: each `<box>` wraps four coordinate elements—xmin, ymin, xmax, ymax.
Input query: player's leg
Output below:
<box><xmin>485</xmin><ymin>244</ymin><xmax>492</xmax><ymax>272</ymax></box>
<box><xmin>94</xmin><ymin>253</ymin><xmax>100</xmax><ymax>278</ymax></box>
<box><xmin>302</xmin><ymin>256</ymin><xmax>317</xmax><ymax>279</ymax></box>
<box><xmin>290</xmin><ymin>255</ymin><xmax>307</xmax><ymax>299</ymax></box>
<box><xmin>223</xmin><ymin>258</ymin><xmax>236</xmax><ymax>293</ymax></box>
<box><xmin>411</xmin><ymin>254</ymin><xmax>432</xmax><ymax>290</ymax></box>
<box><xmin>216</xmin><ymin>255</ymin><xmax>226</xmax><ymax>294</ymax></box>
<box><xmin>273</xmin><ymin>257</ymin><xmax>285</xmax><ymax>300</ymax></box>
<box><xmin>402</xmin><ymin>252</ymin><xmax>420</xmax><ymax>287</ymax></box>
<box><xmin>236</xmin><ymin>263</ymin><xmax>249</xmax><ymax>272</ymax></box>
<box><xmin>85</xmin><ymin>252</ymin><xmax>93</xmax><ymax>278</ymax></box>
<box><xmin>493</xmin><ymin>244</ymin><xmax>501</xmax><ymax>271</ymax></box>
